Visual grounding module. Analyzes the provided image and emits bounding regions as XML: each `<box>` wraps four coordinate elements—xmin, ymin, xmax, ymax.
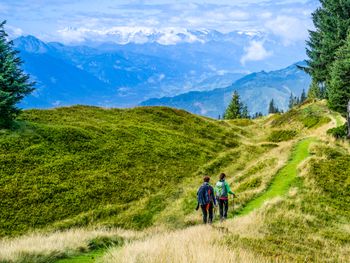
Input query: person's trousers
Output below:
<box><xmin>218</xmin><ymin>199</ymin><xmax>229</xmax><ymax>219</ymax></box>
<box><xmin>200</xmin><ymin>202</ymin><xmax>214</xmax><ymax>224</ymax></box>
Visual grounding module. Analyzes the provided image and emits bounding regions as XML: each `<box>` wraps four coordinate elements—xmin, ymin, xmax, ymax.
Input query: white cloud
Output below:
<box><xmin>240</xmin><ymin>40</ymin><xmax>272</xmax><ymax>65</ymax></box>
<box><xmin>2</xmin><ymin>0</ymin><xmax>317</xmax><ymax>46</ymax></box>
<box><xmin>157</xmin><ymin>32</ymin><xmax>182</xmax><ymax>45</ymax></box>
<box><xmin>227</xmin><ymin>10</ymin><xmax>250</xmax><ymax>20</ymax></box>
<box><xmin>57</xmin><ymin>27</ymin><xmax>88</xmax><ymax>43</ymax></box>
<box><xmin>265</xmin><ymin>15</ymin><xmax>311</xmax><ymax>45</ymax></box>
<box><xmin>6</xmin><ymin>25</ymin><xmax>23</xmax><ymax>38</ymax></box>
<box><xmin>56</xmin><ymin>26</ymin><xmax>204</xmax><ymax>45</ymax></box>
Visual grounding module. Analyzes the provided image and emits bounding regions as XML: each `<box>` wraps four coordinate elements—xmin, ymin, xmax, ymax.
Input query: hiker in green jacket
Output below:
<box><xmin>215</xmin><ymin>173</ymin><xmax>235</xmax><ymax>221</ymax></box>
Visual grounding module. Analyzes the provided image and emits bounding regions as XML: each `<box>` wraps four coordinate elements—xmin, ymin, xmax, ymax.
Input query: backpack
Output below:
<box><xmin>197</xmin><ymin>184</ymin><xmax>211</xmax><ymax>205</ymax></box>
<box><xmin>215</xmin><ymin>180</ymin><xmax>227</xmax><ymax>198</ymax></box>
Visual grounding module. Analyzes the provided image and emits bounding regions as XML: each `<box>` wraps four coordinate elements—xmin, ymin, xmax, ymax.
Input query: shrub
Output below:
<box><xmin>268</xmin><ymin>130</ymin><xmax>297</xmax><ymax>142</ymax></box>
<box><xmin>327</xmin><ymin>123</ymin><xmax>348</xmax><ymax>139</ymax></box>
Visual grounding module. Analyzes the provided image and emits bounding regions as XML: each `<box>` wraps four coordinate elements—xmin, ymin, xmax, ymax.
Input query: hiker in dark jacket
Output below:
<box><xmin>197</xmin><ymin>176</ymin><xmax>217</xmax><ymax>224</ymax></box>
<box><xmin>215</xmin><ymin>173</ymin><xmax>235</xmax><ymax>221</ymax></box>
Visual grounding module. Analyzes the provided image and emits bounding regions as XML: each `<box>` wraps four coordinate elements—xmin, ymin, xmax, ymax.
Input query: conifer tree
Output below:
<box><xmin>268</xmin><ymin>99</ymin><xmax>279</xmax><ymax>114</ymax></box>
<box><xmin>300</xmin><ymin>89</ymin><xmax>307</xmax><ymax>103</ymax></box>
<box><xmin>0</xmin><ymin>21</ymin><xmax>34</xmax><ymax>128</ymax></box>
<box><xmin>224</xmin><ymin>91</ymin><xmax>241</xmax><ymax>119</ymax></box>
<box><xmin>308</xmin><ymin>80</ymin><xmax>323</xmax><ymax>99</ymax></box>
<box><xmin>305</xmin><ymin>0</ymin><xmax>350</xmax><ymax>98</ymax></box>
<box><xmin>288</xmin><ymin>93</ymin><xmax>295</xmax><ymax>109</ymax></box>
<box><xmin>328</xmin><ymin>34</ymin><xmax>350</xmax><ymax>114</ymax></box>
<box><xmin>241</xmin><ymin>104</ymin><xmax>249</xmax><ymax>119</ymax></box>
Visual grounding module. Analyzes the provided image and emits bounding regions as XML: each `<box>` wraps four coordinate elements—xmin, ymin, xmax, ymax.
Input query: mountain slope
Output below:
<box><xmin>0</xmin><ymin>106</ymin><xmax>238</xmax><ymax>236</ymax></box>
<box><xmin>0</xmin><ymin>102</ymin><xmax>350</xmax><ymax>263</ymax></box>
<box><xmin>13</xmin><ymin>34</ymin><xmax>308</xmax><ymax>109</ymax></box>
<box><xmin>14</xmin><ymin>36</ymin><xmax>202</xmax><ymax>107</ymax></box>
<box><xmin>141</xmin><ymin>62</ymin><xmax>311</xmax><ymax>118</ymax></box>
<box><xmin>18</xmin><ymin>51</ymin><xmax>116</xmax><ymax>108</ymax></box>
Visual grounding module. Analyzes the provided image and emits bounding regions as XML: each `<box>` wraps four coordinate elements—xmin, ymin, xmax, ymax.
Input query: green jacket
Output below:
<box><xmin>215</xmin><ymin>179</ymin><xmax>234</xmax><ymax>199</ymax></box>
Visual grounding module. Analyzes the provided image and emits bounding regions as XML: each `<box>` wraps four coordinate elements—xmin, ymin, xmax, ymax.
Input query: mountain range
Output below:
<box><xmin>13</xmin><ymin>32</ymin><xmax>308</xmax><ymax>112</ymax></box>
<box><xmin>140</xmin><ymin>62</ymin><xmax>311</xmax><ymax>118</ymax></box>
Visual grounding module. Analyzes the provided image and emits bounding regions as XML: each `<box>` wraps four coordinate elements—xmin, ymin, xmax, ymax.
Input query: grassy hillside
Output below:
<box><xmin>0</xmin><ymin>101</ymin><xmax>349</xmax><ymax>263</ymax></box>
<box><xmin>0</xmin><ymin>106</ymin><xmax>238</xmax><ymax>236</ymax></box>
<box><xmin>101</xmin><ymin>101</ymin><xmax>349</xmax><ymax>263</ymax></box>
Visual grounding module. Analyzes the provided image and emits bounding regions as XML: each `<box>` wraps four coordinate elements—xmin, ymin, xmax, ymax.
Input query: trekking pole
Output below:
<box><xmin>213</xmin><ymin>204</ymin><xmax>217</xmax><ymax>221</ymax></box>
<box><xmin>232</xmin><ymin>194</ymin><xmax>235</xmax><ymax>217</ymax></box>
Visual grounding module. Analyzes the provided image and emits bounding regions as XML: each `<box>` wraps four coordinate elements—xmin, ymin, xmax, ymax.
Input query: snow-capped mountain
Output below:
<box><xmin>57</xmin><ymin>27</ymin><xmax>261</xmax><ymax>46</ymax></box>
<box><xmin>13</xmin><ymin>33</ymin><xmax>308</xmax><ymax>110</ymax></box>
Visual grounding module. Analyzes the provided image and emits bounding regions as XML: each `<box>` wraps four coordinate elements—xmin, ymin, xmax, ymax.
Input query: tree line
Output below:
<box><xmin>305</xmin><ymin>0</ymin><xmax>350</xmax><ymax>115</ymax></box>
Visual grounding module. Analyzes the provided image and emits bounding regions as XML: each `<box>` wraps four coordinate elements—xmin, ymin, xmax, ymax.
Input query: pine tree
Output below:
<box><xmin>224</xmin><ymin>91</ymin><xmax>242</xmax><ymax>119</ymax></box>
<box><xmin>328</xmin><ymin>34</ymin><xmax>350</xmax><ymax>114</ymax></box>
<box><xmin>224</xmin><ymin>91</ymin><xmax>250</xmax><ymax>119</ymax></box>
<box><xmin>268</xmin><ymin>99</ymin><xmax>279</xmax><ymax>114</ymax></box>
<box><xmin>308</xmin><ymin>80</ymin><xmax>322</xmax><ymax>99</ymax></box>
<box><xmin>305</xmin><ymin>0</ymin><xmax>350</xmax><ymax>98</ymax></box>
<box><xmin>241</xmin><ymin>104</ymin><xmax>250</xmax><ymax>119</ymax></box>
<box><xmin>288</xmin><ymin>93</ymin><xmax>295</xmax><ymax>109</ymax></box>
<box><xmin>252</xmin><ymin>112</ymin><xmax>263</xmax><ymax>119</ymax></box>
<box><xmin>300</xmin><ymin>89</ymin><xmax>307</xmax><ymax>103</ymax></box>
<box><xmin>0</xmin><ymin>21</ymin><xmax>34</xmax><ymax>128</ymax></box>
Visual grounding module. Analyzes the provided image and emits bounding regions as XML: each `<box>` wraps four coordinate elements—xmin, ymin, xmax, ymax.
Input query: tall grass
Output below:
<box><xmin>0</xmin><ymin>228</ymin><xmax>137</xmax><ymax>263</ymax></box>
<box><xmin>103</xmin><ymin>225</ymin><xmax>266</xmax><ymax>263</ymax></box>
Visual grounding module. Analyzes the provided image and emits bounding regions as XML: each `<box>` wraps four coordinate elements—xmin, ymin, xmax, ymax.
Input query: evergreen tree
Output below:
<box><xmin>300</xmin><ymin>89</ymin><xmax>307</xmax><ymax>103</ymax></box>
<box><xmin>224</xmin><ymin>91</ymin><xmax>241</xmax><ymax>119</ymax></box>
<box><xmin>308</xmin><ymin>80</ymin><xmax>323</xmax><ymax>99</ymax></box>
<box><xmin>252</xmin><ymin>112</ymin><xmax>263</xmax><ymax>119</ymax></box>
<box><xmin>224</xmin><ymin>91</ymin><xmax>250</xmax><ymax>119</ymax></box>
<box><xmin>0</xmin><ymin>21</ymin><xmax>34</xmax><ymax>128</ymax></box>
<box><xmin>241</xmin><ymin>104</ymin><xmax>250</xmax><ymax>119</ymax></box>
<box><xmin>328</xmin><ymin>34</ymin><xmax>350</xmax><ymax>114</ymax></box>
<box><xmin>268</xmin><ymin>99</ymin><xmax>279</xmax><ymax>114</ymax></box>
<box><xmin>305</xmin><ymin>0</ymin><xmax>350</xmax><ymax>98</ymax></box>
<box><xmin>288</xmin><ymin>93</ymin><xmax>295</xmax><ymax>109</ymax></box>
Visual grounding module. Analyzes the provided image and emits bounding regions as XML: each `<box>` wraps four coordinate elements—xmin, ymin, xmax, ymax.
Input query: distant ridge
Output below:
<box><xmin>140</xmin><ymin>61</ymin><xmax>311</xmax><ymax>118</ymax></box>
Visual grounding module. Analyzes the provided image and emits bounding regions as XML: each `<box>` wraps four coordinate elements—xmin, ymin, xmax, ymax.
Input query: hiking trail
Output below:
<box><xmin>53</xmin><ymin>112</ymin><xmax>344</xmax><ymax>263</ymax></box>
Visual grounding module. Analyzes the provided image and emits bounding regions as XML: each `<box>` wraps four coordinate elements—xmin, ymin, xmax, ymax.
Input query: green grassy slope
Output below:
<box><xmin>0</xmin><ymin>106</ymin><xmax>238</xmax><ymax>236</ymax></box>
<box><xmin>226</xmin><ymin>142</ymin><xmax>350</xmax><ymax>261</ymax></box>
<box><xmin>238</xmin><ymin>138</ymin><xmax>315</xmax><ymax>215</ymax></box>
<box><xmin>1</xmin><ymin>101</ymin><xmax>349</xmax><ymax>263</ymax></box>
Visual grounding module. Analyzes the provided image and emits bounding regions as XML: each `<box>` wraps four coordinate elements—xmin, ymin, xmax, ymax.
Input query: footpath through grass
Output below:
<box><xmin>237</xmin><ymin>138</ymin><xmax>314</xmax><ymax>216</ymax></box>
<box><xmin>57</xmin><ymin>139</ymin><xmax>315</xmax><ymax>263</ymax></box>
<box><xmin>55</xmin><ymin>250</ymin><xmax>105</xmax><ymax>263</ymax></box>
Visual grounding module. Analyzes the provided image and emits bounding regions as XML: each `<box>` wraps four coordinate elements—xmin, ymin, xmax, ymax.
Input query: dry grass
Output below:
<box><xmin>2</xmin><ymin>101</ymin><xmax>345</xmax><ymax>263</ymax></box>
<box><xmin>0</xmin><ymin>228</ymin><xmax>137</xmax><ymax>262</ymax></box>
<box><xmin>103</xmin><ymin>224</ymin><xmax>267</xmax><ymax>263</ymax></box>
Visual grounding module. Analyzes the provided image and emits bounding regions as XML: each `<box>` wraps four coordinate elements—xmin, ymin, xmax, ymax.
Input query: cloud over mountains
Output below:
<box><xmin>2</xmin><ymin>0</ymin><xmax>317</xmax><ymax>47</ymax></box>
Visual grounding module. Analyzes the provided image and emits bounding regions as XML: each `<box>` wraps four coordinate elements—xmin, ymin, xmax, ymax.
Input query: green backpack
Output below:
<box><xmin>216</xmin><ymin>181</ymin><xmax>227</xmax><ymax>198</ymax></box>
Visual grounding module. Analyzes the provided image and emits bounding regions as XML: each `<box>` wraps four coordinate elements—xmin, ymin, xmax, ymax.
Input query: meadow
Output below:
<box><xmin>0</xmin><ymin>101</ymin><xmax>349</xmax><ymax>262</ymax></box>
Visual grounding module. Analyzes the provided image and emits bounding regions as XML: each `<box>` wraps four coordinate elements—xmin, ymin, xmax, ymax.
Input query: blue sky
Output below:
<box><xmin>0</xmin><ymin>0</ymin><xmax>317</xmax><ymax>45</ymax></box>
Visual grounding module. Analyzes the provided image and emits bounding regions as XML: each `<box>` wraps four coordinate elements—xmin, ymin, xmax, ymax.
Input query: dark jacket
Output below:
<box><xmin>197</xmin><ymin>182</ymin><xmax>217</xmax><ymax>205</ymax></box>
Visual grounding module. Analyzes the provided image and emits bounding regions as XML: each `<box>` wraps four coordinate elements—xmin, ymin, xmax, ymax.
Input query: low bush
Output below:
<box><xmin>327</xmin><ymin>123</ymin><xmax>348</xmax><ymax>139</ymax></box>
<box><xmin>268</xmin><ymin>130</ymin><xmax>297</xmax><ymax>142</ymax></box>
